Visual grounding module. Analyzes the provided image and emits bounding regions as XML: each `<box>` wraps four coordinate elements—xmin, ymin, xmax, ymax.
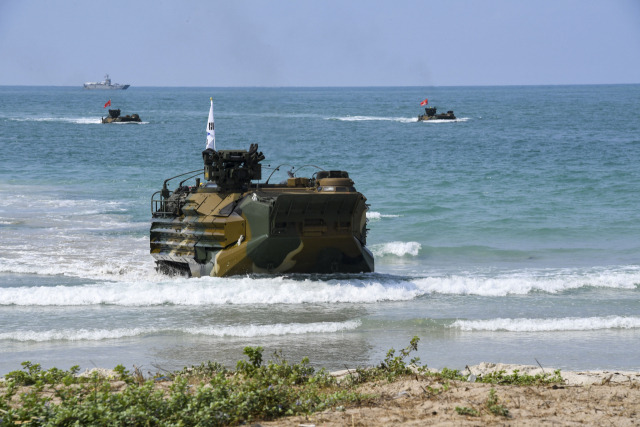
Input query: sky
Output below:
<box><xmin>1</xmin><ymin>0</ymin><xmax>639</xmax><ymax>87</ymax></box>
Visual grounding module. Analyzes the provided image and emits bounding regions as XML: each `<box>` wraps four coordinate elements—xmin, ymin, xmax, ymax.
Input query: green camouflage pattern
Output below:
<box><xmin>150</xmin><ymin>145</ymin><xmax>373</xmax><ymax>277</ymax></box>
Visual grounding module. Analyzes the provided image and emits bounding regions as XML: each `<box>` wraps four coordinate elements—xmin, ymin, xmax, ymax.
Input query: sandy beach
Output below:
<box><xmin>261</xmin><ymin>363</ymin><xmax>640</xmax><ymax>426</ymax></box>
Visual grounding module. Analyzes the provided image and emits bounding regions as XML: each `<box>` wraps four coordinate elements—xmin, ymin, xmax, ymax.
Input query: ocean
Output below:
<box><xmin>0</xmin><ymin>85</ymin><xmax>639</xmax><ymax>376</ymax></box>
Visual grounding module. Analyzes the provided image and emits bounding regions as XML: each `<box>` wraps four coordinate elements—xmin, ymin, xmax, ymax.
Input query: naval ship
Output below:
<box><xmin>83</xmin><ymin>74</ymin><xmax>130</xmax><ymax>90</ymax></box>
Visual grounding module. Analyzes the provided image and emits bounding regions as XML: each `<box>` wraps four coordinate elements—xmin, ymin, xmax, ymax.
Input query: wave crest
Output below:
<box><xmin>371</xmin><ymin>241</ymin><xmax>421</xmax><ymax>257</ymax></box>
<box><xmin>451</xmin><ymin>316</ymin><xmax>640</xmax><ymax>332</ymax></box>
<box><xmin>0</xmin><ymin>320</ymin><xmax>362</xmax><ymax>342</ymax></box>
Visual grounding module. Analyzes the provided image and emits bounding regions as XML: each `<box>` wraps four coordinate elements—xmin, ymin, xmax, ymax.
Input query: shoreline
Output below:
<box><xmin>4</xmin><ymin>362</ymin><xmax>639</xmax><ymax>386</ymax></box>
<box><xmin>455</xmin><ymin>362</ymin><xmax>640</xmax><ymax>386</ymax></box>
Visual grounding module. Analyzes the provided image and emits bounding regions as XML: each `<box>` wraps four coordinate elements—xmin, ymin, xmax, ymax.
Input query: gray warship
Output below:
<box><xmin>84</xmin><ymin>74</ymin><xmax>130</xmax><ymax>90</ymax></box>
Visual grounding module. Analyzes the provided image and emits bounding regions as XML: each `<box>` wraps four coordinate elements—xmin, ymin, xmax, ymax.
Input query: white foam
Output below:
<box><xmin>0</xmin><ymin>277</ymin><xmax>423</xmax><ymax>306</ymax></box>
<box><xmin>411</xmin><ymin>267</ymin><xmax>640</xmax><ymax>296</ymax></box>
<box><xmin>0</xmin><ymin>327</ymin><xmax>156</xmax><ymax>342</ymax></box>
<box><xmin>328</xmin><ymin>113</ymin><xmax>469</xmax><ymax>124</ymax></box>
<box><xmin>371</xmin><ymin>241</ymin><xmax>421</xmax><ymax>257</ymax></box>
<box><xmin>330</xmin><ymin>116</ymin><xmax>417</xmax><ymax>123</ymax></box>
<box><xmin>418</xmin><ymin>117</ymin><xmax>469</xmax><ymax>123</ymax></box>
<box><xmin>184</xmin><ymin>320</ymin><xmax>361</xmax><ymax>337</ymax></box>
<box><xmin>366</xmin><ymin>211</ymin><xmax>401</xmax><ymax>221</ymax></box>
<box><xmin>451</xmin><ymin>316</ymin><xmax>640</xmax><ymax>332</ymax></box>
<box><xmin>0</xmin><ymin>320</ymin><xmax>361</xmax><ymax>342</ymax></box>
<box><xmin>8</xmin><ymin>116</ymin><xmax>102</xmax><ymax>124</ymax></box>
<box><xmin>5</xmin><ymin>265</ymin><xmax>637</xmax><ymax>306</ymax></box>
<box><xmin>0</xmin><ymin>235</ymin><xmax>155</xmax><ymax>281</ymax></box>
<box><xmin>0</xmin><ymin>192</ymin><xmax>154</xmax><ymax>281</ymax></box>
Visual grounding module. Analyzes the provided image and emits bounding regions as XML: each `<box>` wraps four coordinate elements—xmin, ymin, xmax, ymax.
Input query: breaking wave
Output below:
<box><xmin>451</xmin><ymin>316</ymin><xmax>640</xmax><ymax>332</ymax></box>
<box><xmin>0</xmin><ymin>320</ymin><xmax>362</xmax><ymax>342</ymax></box>
<box><xmin>411</xmin><ymin>268</ymin><xmax>640</xmax><ymax>296</ymax></box>
<box><xmin>0</xmin><ymin>278</ymin><xmax>423</xmax><ymax>306</ymax></box>
<box><xmin>1</xmin><ymin>266</ymin><xmax>639</xmax><ymax>307</ymax></box>
<box><xmin>371</xmin><ymin>241</ymin><xmax>421</xmax><ymax>257</ymax></box>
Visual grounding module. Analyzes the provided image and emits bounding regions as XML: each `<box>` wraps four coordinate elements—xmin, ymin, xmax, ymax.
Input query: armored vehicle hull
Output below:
<box><xmin>418</xmin><ymin>107</ymin><xmax>456</xmax><ymax>121</ymax></box>
<box><xmin>150</xmin><ymin>145</ymin><xmax>373</xmax><ymax>277</ymax></box>
<box><xmin>102</xmin><ymin>109</ymin><xmax>141</xmax><ymax>123</ymax></box>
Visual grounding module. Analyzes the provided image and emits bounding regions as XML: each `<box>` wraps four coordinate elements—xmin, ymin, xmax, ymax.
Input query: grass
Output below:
<box><xmin>455</xmin><ymin>388</ymin><xmax>510</xmax><ymax>418</ymax></box>
<box><xmin>0</xmin><ymin>337</ymin><xmax>562</xmax><ymax>426</ymax></box>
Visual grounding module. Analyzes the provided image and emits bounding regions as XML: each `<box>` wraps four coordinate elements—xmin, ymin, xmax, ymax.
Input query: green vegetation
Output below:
<box><xmin>455</xmin><ymin>405</ymin><xmax>479</xmax><ymax>416</ymax></box>
<box><xmin>346</xmin><ymin>336</ymin><xmax>421</xmax><ymax>384</ymax></box>
<box><xmin>432</xmin><ymin>366</ymin><xmax>564</xmax><ymax>386</ymax></box>
<box><xmin>455</xmin><ymin>388</ymin><xmax>510</xmax><ymax>418</ymax></box>
<box><xmin>4</xmin><ymin>362</ymin><xmax>80</xmax><ymax>387</ymax></box>
<box><xmin>486</xmin><ymin>387</ymin><xmax>510</xmax><ymax>417</ymax></box>
<box><xmin>487</xmin><ymin>368</ymin><xmax>563</xmax><ymax>385</ymax></box>
<box><xmin>0</xmin><ymin>337</ymin><xmax>561</xmax><ymax>426</ymax></box>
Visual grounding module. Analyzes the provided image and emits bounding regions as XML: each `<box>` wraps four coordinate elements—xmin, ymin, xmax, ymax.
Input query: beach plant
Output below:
<box><xmin>486</xmin><ymin>388</ymin><xmax>510</xmax><ymax>417</ymax></box>
<box><xmin>455</xmin><ymin>405</ymin><xmax>479</xmax><ymax>416</ymax></box>
<box><xmin>5</xmin><ymin>362</ymin><xmax>80</xmax><ymax>386</ymax></box>
<box><xmin>0</xmin><ymin>346</ymin><xmax>368</xmax><ymax>426</ymax></box>
<box><xmin>0</xmin><ymin>338</ymin><xmax>564</xmax><ymax>425</ymax></box>
<box><xmin>433</xmin><ymin>367</ymin><xmax>467</xmax><ymax>381</ymax></box>
<box><xmin>455</xmin><ymin>389</ymin><xmax>510</xmax><ymax>418</ymax></box>
<box><xmin>347</xmin><ymin>336</ymin><xmax>422</xmax><ymax>384</ymax></box>
<box><xmin>477</xmin><ymin>368</ymin><xmax>563</xmax><ymax>386</ymax></box>
<box><xmin>427</xmin><ymin>366</ymin><xmax>564</xmax><ymax>385</ymax></box>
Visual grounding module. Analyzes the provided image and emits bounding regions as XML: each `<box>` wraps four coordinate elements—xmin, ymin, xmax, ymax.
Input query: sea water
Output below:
<box><xmin>0</xmin><ymin>85</ymin><xmax>639</xmax><ymax>376</ymax></box>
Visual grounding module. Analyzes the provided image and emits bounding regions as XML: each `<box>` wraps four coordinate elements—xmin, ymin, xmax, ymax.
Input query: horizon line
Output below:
<box><xmin>1</xmin><ymin>82</ymin><xmax>639</xmax><ymax>89</ymax></box>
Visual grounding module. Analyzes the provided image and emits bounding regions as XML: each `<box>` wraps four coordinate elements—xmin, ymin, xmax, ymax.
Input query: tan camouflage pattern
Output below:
<box><xmin>151</xmin><ymin>170</ymin><xmax>373</xmax><ymax>277</ymax></box>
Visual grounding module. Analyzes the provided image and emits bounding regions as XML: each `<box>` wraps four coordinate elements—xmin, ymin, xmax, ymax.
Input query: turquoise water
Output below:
<box><xmin>0</xmin><ymin>85</ymin><xmax>639</xmax><ymax>375</ymax></box>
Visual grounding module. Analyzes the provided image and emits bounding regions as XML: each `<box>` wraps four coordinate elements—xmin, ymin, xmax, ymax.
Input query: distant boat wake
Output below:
<box><xmin>329</xmin><ymin>115</ymin><xmax>469</xmax><ymax>123</ymax></box>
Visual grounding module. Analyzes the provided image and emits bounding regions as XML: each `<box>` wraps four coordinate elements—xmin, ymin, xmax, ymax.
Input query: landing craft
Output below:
<box><xmin>418</xmin><ymin>107</ymin><xmax>456</xmax><ymax>121</ymax></box>
<box><xmin>150</xmin><ymin>101</ymin><xmax>374</xmax><ymax>277</ymax></box>
<box><xmin>102</xmin><ymin>109</ymin><xmax>141</xmax><ymax>123</ymax></box>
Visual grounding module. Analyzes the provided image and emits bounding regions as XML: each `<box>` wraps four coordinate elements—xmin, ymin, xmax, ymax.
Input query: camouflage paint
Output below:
<box><xmin>150</xmin><ymin>146</ymin><xmax>373</xmax><ymax>277</ymax></box>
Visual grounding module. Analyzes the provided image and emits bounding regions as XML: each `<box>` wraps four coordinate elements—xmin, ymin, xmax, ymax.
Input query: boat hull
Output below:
<box><xmin>102</xmin><ymin>114</ymin><xmax>141</xmax><ymax>123</ymax></box>
<box><xmin>418</xmin><ymin>112</ymin><xmax>456</xmax><ymax>121</ymax></box>
<box><xmin>84</xmin><ymin>84</ymin><xmax>130</xmax><ymax>90</ymax></box>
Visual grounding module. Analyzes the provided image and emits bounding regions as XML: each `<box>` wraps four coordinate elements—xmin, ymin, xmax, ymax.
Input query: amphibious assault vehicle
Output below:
<box><xmin>418</xmin><ymin>107</ymin><xmax>456</xmax><ymax>121</ymax></box>
<box><xmin>102</xmin><ymin>109</ymin><xmax>141</xmax><ymax>123</ymax></box>
<box><xmin>150</xmin><ymin>144</ymin><xmax>374</xmax><ymax>277</ymax></box>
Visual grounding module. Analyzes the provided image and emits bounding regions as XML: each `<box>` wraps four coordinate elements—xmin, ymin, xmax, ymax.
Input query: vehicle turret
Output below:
<box><xmin>202</xmin><ymin>143</ymin><xmax>265</xmax><ymax>191</ymax></box>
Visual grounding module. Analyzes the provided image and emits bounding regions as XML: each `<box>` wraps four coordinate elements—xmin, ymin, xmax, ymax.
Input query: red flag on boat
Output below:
<box><xmin>420</xmin><ymin>98</ymin><xmax>428</xmax><ymax>106</ymax></box>
<box><xmin>104</xmin><ymin>99</ymin><xmax>111</xmax><ymax>108</ymax></box>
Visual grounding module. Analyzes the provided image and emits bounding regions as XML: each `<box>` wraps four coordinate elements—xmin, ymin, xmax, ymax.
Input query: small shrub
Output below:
<box><xmin>347</xmin><ymin>336</ymin><xmax>422</xmax><ymax>384</ymax></box>
<box><xmin>486</xmin><ymin>388</ymin><xmax>510</xmax><ymax>417</ymax></box>
<box><xmin>5</xmin><ymin>361</ymin><xmax>81</xmax><ymax>386</ymax></box>
<box><xmin>455</xmin><ymin>406</ymin><xmax>479</xmax><ymax>416</ymax></box>
<box><xmin>478</xmin><ymin>368</ymin><xmax>563</xmax><ymax>386</ymax></box>
<box><xmin>4</xmin><ymin>339</ymin><xmax>566</xmax><ymax>426</ymax></box>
